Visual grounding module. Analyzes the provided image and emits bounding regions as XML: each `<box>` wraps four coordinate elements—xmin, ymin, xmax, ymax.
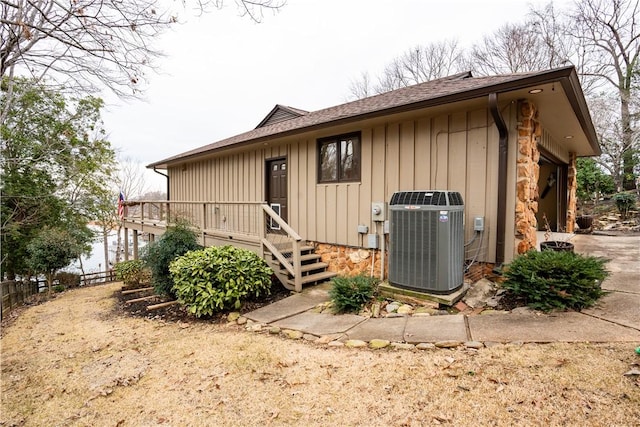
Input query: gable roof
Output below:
<box><xmin>255</xmin><ymin>104</ymin><xmax>309</xmax><ymax>128</ymax></box>
<box><xmin>148</xmin><ymin>66</ymin><xmax>599</xmax><ymax>168</ymax></box>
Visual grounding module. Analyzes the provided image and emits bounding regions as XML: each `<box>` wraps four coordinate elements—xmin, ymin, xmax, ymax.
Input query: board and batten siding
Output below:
<box><xmin>169</xmin><ymin>105</ymin><xmax>518</xmax><ymax>263</ymax></box>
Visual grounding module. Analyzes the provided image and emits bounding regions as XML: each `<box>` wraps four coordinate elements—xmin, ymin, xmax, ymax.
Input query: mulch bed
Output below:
<box><xmin>116</xmin><ymin>280</ymin><xmax>292</xmax><ymax>324</ymax></box>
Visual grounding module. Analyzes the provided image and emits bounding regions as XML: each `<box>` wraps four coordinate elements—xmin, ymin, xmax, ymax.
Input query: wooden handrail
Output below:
<box><xmin>261</xmin><ymin>204</ymin><xmax>302</xmax><ymax>241</ymax></box>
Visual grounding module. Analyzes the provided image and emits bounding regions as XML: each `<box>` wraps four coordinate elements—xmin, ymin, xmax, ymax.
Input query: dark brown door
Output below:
<box><xmin>267</xmin><ymin>158</ymin><xmax>287</xmax><ymax>224</ymax></box>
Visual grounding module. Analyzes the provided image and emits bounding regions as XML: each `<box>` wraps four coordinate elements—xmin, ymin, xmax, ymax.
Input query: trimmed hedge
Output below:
<box><xmin>170</xmin><ymin>245</ymin><xmax>273</xmax><ymax>317</ymax></box>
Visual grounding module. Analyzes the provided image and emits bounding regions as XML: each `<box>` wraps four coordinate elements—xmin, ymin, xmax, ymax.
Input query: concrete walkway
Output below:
<box><xmin>245</xmin><ymin>234</ymin><xmax>640</xmax><ymax>345</ymax></box>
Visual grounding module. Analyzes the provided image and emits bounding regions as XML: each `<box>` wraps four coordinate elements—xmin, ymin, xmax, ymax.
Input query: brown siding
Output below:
<box><xmin>169</xmin><ymin>106</ymin><xmax>512</xmax><ymax>263</ymax></box>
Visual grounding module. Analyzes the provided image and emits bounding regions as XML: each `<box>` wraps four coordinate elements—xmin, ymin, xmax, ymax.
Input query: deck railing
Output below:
<box><xmin>124</xmin><ymin>200</ymin><xmax>264</xmax><ymax>238</ymax></box>
<box><xmin>122</xmin><ymin>200</ymin><xmax>303</xmax><ymax>291</ymax></box>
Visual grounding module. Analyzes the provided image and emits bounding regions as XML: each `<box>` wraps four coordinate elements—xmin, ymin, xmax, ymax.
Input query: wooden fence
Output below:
<box><xmin>1</xmin><ymin>270</ymin><xmax>118</xmax><ymax>321</ymax></box>
<box><xmin>1</xmin><ymin>279</ymin><xmax>43</xmax><ymax>321</ymax></box>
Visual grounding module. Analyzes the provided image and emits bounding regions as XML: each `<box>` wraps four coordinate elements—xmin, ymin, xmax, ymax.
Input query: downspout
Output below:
<box><xmin>488</xmin><ymin>93</ymin><xmax>508</xmax><ymax>266</ymax></box>
<box><xmin>153</xmin><ymin>167</ymin><xmax>170</xmax><ymax>200</ymax></box>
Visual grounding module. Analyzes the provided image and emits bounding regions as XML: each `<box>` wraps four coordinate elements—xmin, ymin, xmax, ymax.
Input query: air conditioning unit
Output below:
<box><xmin>388</xmin><ymin>191</ymin><xmax>464</xmax><ymax>294</ymax></box>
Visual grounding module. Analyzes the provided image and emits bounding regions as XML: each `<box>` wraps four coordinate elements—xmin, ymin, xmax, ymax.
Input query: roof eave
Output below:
<box><xmin>148</xmin><ymin>66</ymin><xmax>600</xmax><ymax>169</ymax></box>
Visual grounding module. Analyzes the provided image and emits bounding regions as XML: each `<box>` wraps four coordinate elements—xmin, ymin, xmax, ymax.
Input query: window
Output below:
<box><xmin>318</xmin><ymin>132</ymin><xmax>361</xmax><ymax>183</ymax></box>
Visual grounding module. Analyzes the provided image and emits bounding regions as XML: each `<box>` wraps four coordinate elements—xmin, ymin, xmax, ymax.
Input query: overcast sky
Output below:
<box><xmin>102</xmin><ymin>0</ymin><xmax>564</xmax><ymax>192</ymax></box>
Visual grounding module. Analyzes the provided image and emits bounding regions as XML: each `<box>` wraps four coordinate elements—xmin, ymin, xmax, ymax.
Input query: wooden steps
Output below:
<box><xmin>263</xmin><ymin>242</ymin><xmax>336</xmax><ymax>292</ymax></box>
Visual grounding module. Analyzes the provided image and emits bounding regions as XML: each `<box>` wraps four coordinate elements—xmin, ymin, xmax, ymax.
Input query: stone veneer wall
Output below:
<box><xmin>566</xmin><ymin>151</ymin><xmax>577</xmax><ymax>233</ymax></box>
<box><xmin>515</xmin><ymin>100</ymin><xmax>541</xmax><ymax>254</ymax></box>
<box><xmin>311</xmin><ymin>242</ymin><xmax>387</xmax><ymax>278</ymax></box>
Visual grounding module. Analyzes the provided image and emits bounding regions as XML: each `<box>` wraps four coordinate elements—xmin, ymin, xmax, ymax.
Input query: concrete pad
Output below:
<box><xmin>379</xmin><ymin>282</ymin><xmax>469</xmax><ymax>306</ymax></box>
<box><xmin>468</xmin><ymin>312</ymin><xmax>640</xmax><ymax>342</ymax></box>
<box><xmin>244</xmin><ymin>291</ymin><xmax>329</xmax><ymax>323</ymax></box>
<box><xmin>404</xmin><ymin>315</ymin><xmax>468</xmax><ymax>343</ymax></box>
<box><xmin>342</xmin><ymin>317</ymin><xmax>407</xmax><ymax>342</ymax></box>
<box><xmin>599</xmin><ymin>271</ymin><xmax>640</xmax><ymax>293</ymax></box>
<box><xmin>271</xmin><ymin>312</ymin><xmax>366</xmax><ymax>336</ymax></box>
<box><xmin>582</xmin><ymin>292</ymin><xmax>640</xmax><ymax>331</ymax></box>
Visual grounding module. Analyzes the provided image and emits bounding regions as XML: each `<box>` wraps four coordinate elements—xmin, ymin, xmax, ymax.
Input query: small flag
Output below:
<box><xmin>118</xmin><ymin>192</ymin><xmax>125</xmax><ymax>220</ymax></box>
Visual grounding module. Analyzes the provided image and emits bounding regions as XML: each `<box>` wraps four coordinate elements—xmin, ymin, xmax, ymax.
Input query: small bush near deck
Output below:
<box><xmin>329</xmin><ymin>275</ymin><xmax>379</xmax><ymax>314</ymax></box>
<box><xmin>114</xmin><ymin>259</ymin><xmax>147</xmax><ymax>286</ymax></box>
<box><xmin>55</xmin><ymin>272</ymin><xmax>81</xmax><ymax>288</ymax></box>
<box><xmin>502</xmin><ymin>250</ymin><xmax>608</xmax><ymax>312</ymax></box>
<box><xmin>170</xmin><ymin>245</ymin><xmax>273</xmax><ymax>317</ymax></box>
<box><xmin>141</xmin><ymin>221</ymin><xmax>201</xmax><ymax>297</ymax></box>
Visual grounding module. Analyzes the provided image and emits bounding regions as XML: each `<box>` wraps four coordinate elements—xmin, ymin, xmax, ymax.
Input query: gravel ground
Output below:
<box><xmin>1</xmin><ymin>282</ymin><xmax>639</xmax><ymax>426</ymax></box>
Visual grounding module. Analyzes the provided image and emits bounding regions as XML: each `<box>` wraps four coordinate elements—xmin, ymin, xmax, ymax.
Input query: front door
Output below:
<box><xmin>267</xmin><ymin>158</ymin><xmax>287</xmax><ymax>225</ymax></box>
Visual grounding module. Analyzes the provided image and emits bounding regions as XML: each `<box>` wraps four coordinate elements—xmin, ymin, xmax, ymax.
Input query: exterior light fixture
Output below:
<box><xmin>564</xmin><ymin>135</ymin><xmax>574</xmax><ymax>139</ymax></box>
<box><xmin>528</xmin><ymin>88</ymin><xmax>543</xmax><ymax>94</ymax></box>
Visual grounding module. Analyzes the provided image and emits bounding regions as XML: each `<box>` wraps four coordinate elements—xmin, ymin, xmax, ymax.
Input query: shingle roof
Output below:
<box><xmin>148</xmin><ymin>66</ymin><xmax>592</xmax><ymax>168</ymax></box>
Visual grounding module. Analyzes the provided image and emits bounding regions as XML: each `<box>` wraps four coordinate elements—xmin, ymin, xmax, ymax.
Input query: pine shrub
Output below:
<box><xmin>141</xmin><ymin>221</ymin><xmax>201</xmax><ymax>297</ymax></box>
<box><xmin>170</xmin><ymin>245</ymin><xmax>273</xmax><ymax>317</ymax></box>
<box><xmin>329</xmin><ymin>274</ymin><xmax>379</xmax><ymax>313</ymax></box>
<box><xmin>502</xmin><ymin>250</ymin><xmax>608</xmax><ymax>312</ymax></box>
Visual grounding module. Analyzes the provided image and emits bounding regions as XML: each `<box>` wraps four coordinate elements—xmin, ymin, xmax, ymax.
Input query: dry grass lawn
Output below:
<box><xmin>1</xmin><ymin>283</ymin><xmax>639</xmax><ymax>426</ymax></box>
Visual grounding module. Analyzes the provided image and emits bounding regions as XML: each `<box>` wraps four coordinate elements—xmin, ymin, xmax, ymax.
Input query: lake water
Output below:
<box><xmin>66</xmin><ymin>226</ymin><xmax>145</xmax><ymax>273</ymax></box>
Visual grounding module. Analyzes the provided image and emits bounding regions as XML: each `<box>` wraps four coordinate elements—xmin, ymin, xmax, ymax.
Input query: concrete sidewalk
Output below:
<box><xmin>245</xmin><ymin>234</ymin><xmax>640</xmax><ymax>346</ymax></box>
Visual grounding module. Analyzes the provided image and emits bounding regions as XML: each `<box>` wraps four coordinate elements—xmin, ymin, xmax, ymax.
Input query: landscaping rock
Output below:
<box><xmin>386</xmin><ymin>303</ymin><xmax>400</xmax><ymax>313</ymax></box>
<box><xmin>227</xmin><ymin>312</ymin><xmax>240</xmax><ymax>322</ymax></box>
<box><xmin>435</xmin><ymin>340</ymin><xmax>462</xmax><ymax>349</ymax></box>
<box><xmin>415</xmin><ymin>343</ymin><xmax>436</xmax><ymax>350</ymax></box>
<box><xmin>303</xmin><ymin>333</ymin><xmax>318</xmax><ymax>341</ymax></box>
<box><xmin>236</xmin><ymin>316</ymin><xmax>247</xmax><ymax>325</ymax></box>
<box><xmin>397</xmin><ymin>304</ymin><xmax>413</xmax><ymax>315</ymax></box>
<box><xmin>344</xmin><ymin>340</ymin><xmax>367</xmax><ymax>348</ymax></box>
<box><xmin>327</xmin><ymin>341</ymin><xmax>344</xmax><ymax>347</ymax></box>
<box><xmin>391</xmin><ymin>342</ymin><xmax>415</xmax><ymax>350</ymax></box>
<box><xmin>372</xmin><ymin>302</ymin><xmax>381</xmax><ymax>318</ymax></box>
<box><xmin>463</xmin><ymin>278</ymin><xmax>496</xmax><ymax>308</ymax></box>
<box><xmin>464</xmin><ymin>341</ymin><xmax>484</xmax><ymax>349</ymax></box>
<box><xmin>369</xmin><ymin>339</ymin><xmax>390</xmax><ymax>349</ymax></box>
<box><xmin>268</xmin><ymin>326</ymin><xmax>281</xmax><ymax>334</ymax></box>
<box><xmin>316</xmin><ymin>334</ymin><xmax>343</xmax><ymax>344</ymax></box>
<box><xmin>284</xmin><ymin>329</ymin><xmax>303</xmax><ymax>340</ymax></box>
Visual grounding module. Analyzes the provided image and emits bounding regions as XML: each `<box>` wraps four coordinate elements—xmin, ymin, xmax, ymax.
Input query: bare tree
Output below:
<box><xmin>0</xmin><ymin>0</ymin><xmax>284</xmax><ymax>109</ymax></box>
<box><xmin>469</xmin><ymin>21</ymin><xmax>570</xmax><ymax>76</ymax></box>
<box><xmin>589</xmin><ymin>92</ymin><xmax>627</xmax><ymax>190</ymax></box>
<box><xmin>569</xmin><ymin>0</ymin><xmax>640</xmax><ymax>190</ymax></box>
<box><xmin>348</xmin><ymin>40</ymin><xmax>466</xmax><ymax>99</ymax></box>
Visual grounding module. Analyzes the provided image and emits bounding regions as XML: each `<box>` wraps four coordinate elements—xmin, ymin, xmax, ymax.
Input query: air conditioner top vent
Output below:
<box><xmin>390</xmin><ymin>191</ymin><xmax>463</xmax><ymax>206</ymax></box>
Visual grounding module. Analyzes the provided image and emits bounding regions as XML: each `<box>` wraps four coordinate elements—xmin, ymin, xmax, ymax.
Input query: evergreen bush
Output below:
<box><xmin>170</xmin><ymin>245</ymin><xmax>273</xmax><ymax>317</ymax></box>
<box><xmin>612</xmin><ymin>192</ymin><xmax>637</xmax><ymax>219</ymax></box>
<box><xmin>55</xmin><ymin>272</ymin><xmax>81</xmax><ymax>288</ymax></box>
<box><xmin>502</xmin><ymin>250</ymin><xmax>608</xmax><ymax>312</ymax></box>
<box><xmin>113</xmin><ymin>259</ymin><xmax>147</xmax><ymax>286</ymax></box>
<box><xmin>328</xmin><ymin>274</ymin><xmax>379</xmax><ymax>313</ymax></box>
<box><xmin>141</xmin><ymin>221</ymin><xmax>201</xmax><ymax>297</ymax></box>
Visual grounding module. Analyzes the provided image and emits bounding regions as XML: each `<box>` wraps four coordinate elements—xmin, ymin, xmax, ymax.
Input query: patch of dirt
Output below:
<box><xmin>2</xmin><ymin>283</ymin><xmax>639</xmax><ymax>426</ymax></box>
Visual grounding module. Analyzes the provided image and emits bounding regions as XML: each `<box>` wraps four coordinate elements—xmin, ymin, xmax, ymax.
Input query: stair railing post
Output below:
<box><xmin>258</xmin><ymin>204</ymin><xmax>266</xmax><ymax>258</ymax></box>
<box><xmin>292</xmin><ymin>239</ymin><xmax>302</xmax><ymax>292</ymax></box>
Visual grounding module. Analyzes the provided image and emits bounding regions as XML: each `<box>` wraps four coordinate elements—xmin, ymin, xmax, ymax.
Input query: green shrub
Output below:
<box><xmin>329</xmin><ymin>274</ymin><xmax>379</xmax><ymax>313</ymax></box>
<box><xmin>170</xmin><ymin>245</ymin><xmax>273</xmax><ymax>317</ymax></box>
<box><xmin>502</xmin><ymin>250</ymin><xmax>608</xmax><ymax>312</ymax></box>
<box><xmin>53</xmin><ymin>284</ymin><xmax>65</xmax><ymax>293</ymax></box>
<box><xmin>141</xmin><ymin>221</ymin><xmax>201</xmax><ymax>297</ymax></box>
<box><xmin>113</xmin><ymin>259</ymin><xmax>147</xmax><ymax>286</ymax></box>
<box><xmin>55</xmin><ymin>272</ymin><xmax>81</xmax><ymax>288</ymax></box>
<box><xmin>612</xmin><ymin>192</ymin><xmax>637</xmax><ymax>219</ymax></box>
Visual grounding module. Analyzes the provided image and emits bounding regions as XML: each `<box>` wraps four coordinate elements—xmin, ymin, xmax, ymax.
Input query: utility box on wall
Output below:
<box><xmin>388</xmin><ymin>191</ymin><xmax>464</xmax><ymax>294</ymax></box>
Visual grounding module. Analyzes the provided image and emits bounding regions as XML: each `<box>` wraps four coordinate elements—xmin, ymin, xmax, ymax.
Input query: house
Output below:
<box><xmin>122</xmin><ymin>66</ymin><xmax>600</xmax><ymax>292</ymax></box>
